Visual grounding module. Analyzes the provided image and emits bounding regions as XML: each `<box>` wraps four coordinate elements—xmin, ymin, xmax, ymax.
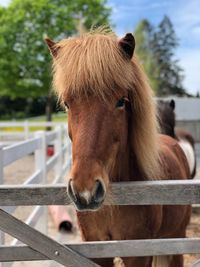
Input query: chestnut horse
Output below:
<box><xmin>46</xmin><ymin>29</ymin><xmax>191</xmax><ymax>267</ymax></box>
<box><xmin>157</xmin><ymin>99</ymin><xmax>196</xmax><ymax>178</ymax></box>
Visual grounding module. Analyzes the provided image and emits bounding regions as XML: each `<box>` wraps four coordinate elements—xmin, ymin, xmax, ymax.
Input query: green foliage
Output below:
<box><xmin>0</xmin><ymin>0</ymin><xmax>110</xmax><ymax>99</ymax></box>
<box><xmin>134</xmin><ymin>16</ymin><xmax>185</xmax><ymax>96</ymax></box>
<box><xmin>134</xmin><ymin>19</ymin><xmax>159</xmax><ymax>93</ymax></box>
<box><xmin>152</xmin><ymin>16</ymin><xmax>185</xmax><ymax>95</ymax></box>
<box><xmin>0</xmin><ymin>96</ymin><xmax>60</xmax><ymax>119</ymax></box>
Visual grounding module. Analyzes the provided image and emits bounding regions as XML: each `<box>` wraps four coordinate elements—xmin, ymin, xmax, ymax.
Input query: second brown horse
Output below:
<box><xmin>157</xmin><ymin>99</ymin><xmax>196</xmax><ymax>178</ymax></box>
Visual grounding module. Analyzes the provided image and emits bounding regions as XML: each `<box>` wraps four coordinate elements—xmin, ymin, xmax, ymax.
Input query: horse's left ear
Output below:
<box><xmin>45</xmin><ymin>38</ymin><xmax>60</xmax><ymax>57</ymax></box>
<box><xmin>119</xmin><ymin>33</ymin><xmax>135</xmax><ymax>59</ymax></box>
<box><xmin>169</xmin><ymin>99</ymin><xmax>175</xmax><ymax>110</ymax></box>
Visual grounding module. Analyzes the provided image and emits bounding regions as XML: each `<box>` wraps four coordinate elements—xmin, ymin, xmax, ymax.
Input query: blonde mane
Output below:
<box><xmin>52</xmin><ymin>28</ymin><xmax>160</xmax><ymax>180</ymax></box>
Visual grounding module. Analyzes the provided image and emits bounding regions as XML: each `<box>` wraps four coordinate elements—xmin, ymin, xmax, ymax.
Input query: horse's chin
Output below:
<box><xmin>73</xmin><ymin>199</ymin><xmax>104</xmax><ymax>212</ymax></box>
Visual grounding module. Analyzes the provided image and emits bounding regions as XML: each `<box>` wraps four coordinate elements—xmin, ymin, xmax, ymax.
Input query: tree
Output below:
<box><xmin>0</xmin><ymin>0</ymin><xmax>111</xmax><ymax>120</ymax></box>
<box><xmin>134</xmin><ymin>19</ymin><xmax>159</xmax><ymax>93</ymax></box>
<box><xmin>152</xmin><ymin>16</ymin><xmax>185</xmax><ymax>96</ymax></box>
<box><xmin>134</xmin><ymin>16</ymin><xmax>185</xmax><ymax>96</ymax></box>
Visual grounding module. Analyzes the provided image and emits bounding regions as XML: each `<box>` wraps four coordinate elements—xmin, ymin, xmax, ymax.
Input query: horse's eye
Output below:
<box><xmin>116</xmin><ymin>97</ymin><xmax>126</xmax><ymax>108</ymax></box>
<box><xmin>64</xmin><ymin>101</ymin><xmax>69</xmax><ymax>109</ymax></box>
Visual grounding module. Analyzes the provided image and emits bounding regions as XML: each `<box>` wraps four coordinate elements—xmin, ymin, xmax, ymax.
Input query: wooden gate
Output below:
<box><xmin>1</xmin><ymin>181</ymin><xmax>200</xmax><ymax>266</ymax></box>
<box><xmin>0</xmin><ymin>123</ymin><xmax>200</xmax><ymax>266</ymax></box>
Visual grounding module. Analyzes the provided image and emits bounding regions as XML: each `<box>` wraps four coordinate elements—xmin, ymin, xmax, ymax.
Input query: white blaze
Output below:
<box><xmin>79</xmin><ymin>190</ymin><xmax>91</xmax><ymax>204</ymax></box>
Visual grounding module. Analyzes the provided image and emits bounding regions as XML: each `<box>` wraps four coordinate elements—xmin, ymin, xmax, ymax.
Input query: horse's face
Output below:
<box><xmin>45</xmin><ymin>32</ymin><xmax>136</xmax><ymax>211</ymax></box>
<box><xmin>66</xmin><ymin>94</ymin><xmax>130</xmax><ymax>211</ymax></box>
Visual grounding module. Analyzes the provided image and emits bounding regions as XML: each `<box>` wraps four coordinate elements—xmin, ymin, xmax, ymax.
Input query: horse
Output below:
<box><xmin>45</xmin><ymin>28</ymin><xmax>191</xmax><ymax>267</ymax></box>
<box><xmin>157</xmin><ymin>99</ymin><xmax>196</xmax><ymax>178</ymax></box>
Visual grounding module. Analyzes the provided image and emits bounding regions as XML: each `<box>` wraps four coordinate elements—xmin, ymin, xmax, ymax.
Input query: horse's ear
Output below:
<box><xmin>45</xmin><ymin>38</ymin><xmax>59</xmax><ymax>57</ymax></box>
<box><xmin>169</xmin><ymin>99</ymin><xmax>175</xmax><ymax>110</ymax></box>
<box><xmin>119</xmin><ymin>33</ymin><xmax>135</xmax><ymax>59</ymax></box>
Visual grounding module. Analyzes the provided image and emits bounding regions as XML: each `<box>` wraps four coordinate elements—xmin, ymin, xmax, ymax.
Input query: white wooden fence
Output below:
<box><xmin>0</xmin><ymin>123</ymin><xmax>200</xmax><ymax>266</ymax></box>
<box><xmin>0</xmin><ymin>124</ymin><xmax>71</xmax><ymax>267</ymax></box>
<box><xmin>0</xmin><ymin>121</ymin><xmax>66</xmax><ymax>144</ymax></box>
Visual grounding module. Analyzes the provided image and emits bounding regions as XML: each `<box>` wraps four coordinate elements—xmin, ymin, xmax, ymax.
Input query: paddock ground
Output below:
<box><xmin>2</xmin><ymin>143</ymin><xmax>200</xmax><ymax>267</ymax></box>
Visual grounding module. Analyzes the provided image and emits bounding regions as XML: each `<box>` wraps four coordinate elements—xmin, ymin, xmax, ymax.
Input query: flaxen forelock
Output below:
<box><xmin>52</xmin><ymin>29</ymin><xmax>134</xmax><ymax>101</ymax></box>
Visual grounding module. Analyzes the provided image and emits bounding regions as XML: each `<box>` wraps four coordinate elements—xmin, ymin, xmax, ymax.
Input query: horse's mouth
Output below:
<box><xmin>72</xmin><ymin>198</ymin><xmax>104</xmax><ymax>212</ymax></box>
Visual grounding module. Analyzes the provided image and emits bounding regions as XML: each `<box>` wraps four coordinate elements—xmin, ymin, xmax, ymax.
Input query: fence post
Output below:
<box><xmin>0</xmin><ymin>145</ymin><xmax>4</xmax><ymax>246</ymax></box>
<box><xmin>54</xmin><ymin>126</ymin><xmax>62</xmax><ymax>182</ymax></box>
<box><xmin>34</xmin><ymin>131</ymin><xmax>47</xmax><ymax>235</ymax></box>
<box><xmin>0</xmin><ymin>145</ymin><xmax>7</xmax><ymax>267</ymax></box>
<box><xmin>63</xmin><ymin>125</ymin><xmax>72</xmax><ymax>174</ymax></box>
<box><xmin>49</xmin><ymin>125</ymin><xmax>73</xmax><ymax>232</ymax></box>
<box><xmin>24</xmin><ymin>120</ymin><xmax>29</xmax><ymax>140</ymax></box>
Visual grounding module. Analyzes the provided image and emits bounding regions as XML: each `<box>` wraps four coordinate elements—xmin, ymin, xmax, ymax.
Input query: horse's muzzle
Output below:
<box><xmin>67</xmin><ymin>179</ymin><xmax>106</xmax><ymax>211</ymax></box>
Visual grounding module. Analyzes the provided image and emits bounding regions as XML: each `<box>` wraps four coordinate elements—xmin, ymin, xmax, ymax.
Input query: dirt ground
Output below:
<box><xmin>2</xmin><ymin>154</ymin><xmax>200</xmax><ymax>267</ymax></box>
<box><xmin>185</xmin><ymin>211</ymin><xmax>200</xmax><ymax>266</ymax></box>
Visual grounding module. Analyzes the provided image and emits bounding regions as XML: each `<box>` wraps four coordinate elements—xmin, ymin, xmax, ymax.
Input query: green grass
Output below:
<box><xmin>28</xmin><ymin>112</ymin><xmax>67</xmax><ymax>122</ymax></box>
<box><xmin>0</xmin><ymin>112</ymin><xmax>67</xmax><ymax>132</ymax></box>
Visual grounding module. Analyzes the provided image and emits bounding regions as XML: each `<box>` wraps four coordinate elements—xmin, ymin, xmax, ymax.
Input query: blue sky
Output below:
<box><xmin>108</xmin><ymin>0</ymin><xmax>200</xmax><ymax>95</ymax></box>
<box><xmin>1</xmin><ymin>0</ymin><xmax>200</xmax><ymax>95</ymax></box>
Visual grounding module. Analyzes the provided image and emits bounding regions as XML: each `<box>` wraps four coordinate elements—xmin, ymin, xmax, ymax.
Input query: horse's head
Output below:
<box><xmin>157</xmin><ymin>99</ymin><xmax>176</xmax><ymax>138</ymax></box>
<box><xmin>46</xmin><ymin>29</ymin><xmax>159</xmax><ymax>211</ymax></box>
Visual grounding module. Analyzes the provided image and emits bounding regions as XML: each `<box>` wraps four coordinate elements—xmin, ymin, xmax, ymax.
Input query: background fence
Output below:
<box><xmin>0</xmin><ymin>124</ymin><xmax>71</xmax><ymax>267</ymax></box>
<box><xmin>0</xmin><ymin>121</ymin><xmax>66</xmax><ymax>144</ymax></box>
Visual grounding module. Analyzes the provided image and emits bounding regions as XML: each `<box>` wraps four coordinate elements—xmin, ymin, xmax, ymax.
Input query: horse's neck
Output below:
<box><xmin>110</xmin><ymin>146</ymin><xmax>142</xmax><ymax>182</ymax></box>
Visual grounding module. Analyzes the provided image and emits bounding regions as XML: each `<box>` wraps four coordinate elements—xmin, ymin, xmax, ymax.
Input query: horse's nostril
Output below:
<box><xmin>94</xmin><ymin>180</ymin><xmax>105</xmax><ymax>202</ymax></box>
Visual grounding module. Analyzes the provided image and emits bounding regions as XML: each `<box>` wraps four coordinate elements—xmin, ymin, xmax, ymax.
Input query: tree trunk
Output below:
<box><xmin>45</xmin><ymin>92</ymin><xmax>53</xmax><ymax>131</ymax></box>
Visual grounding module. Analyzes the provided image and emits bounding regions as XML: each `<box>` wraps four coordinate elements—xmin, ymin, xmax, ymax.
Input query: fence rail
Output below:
<box><xmin>0</xmin><ymin>124</ymin><xmax>72</xmax><ymax>267</ymax></box>
<box><xmin>0</xmin><ymin>180</ymin><xmax>200</xmax><ymax>206</ymax></box>
<box><xmin>0</xmin><ymin>122</ymin><xmax>200</xmax><ymax>267</ymax></box>
<box><xmin>3</xmin><ymin>138</ymin><xmax>41</xmax><ymax>166</ymax></box>
<box><xmin>0</xmin><ymin>121</ymin><xmax>66</xmax><ymax>144</ymax></box>
<box><xmin>1</xmin><ymin>237</ymin><xmax>200</xmax><ymax>261</ymax></box>
<box><xmin>0</xmin><ymin>180</ymin><xmax>200</xmax><ymax>266</ymax></box>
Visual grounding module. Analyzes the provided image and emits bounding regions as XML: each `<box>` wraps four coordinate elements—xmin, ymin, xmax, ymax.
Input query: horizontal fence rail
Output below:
<box><xmin>1</xmin><ymin>237</ymin><xmax>200</xmax><ymax>262</ymax></box>
<box><xmin>0</xmin><ymin>180</ymin><xmax>200</xmax><ymax>206</ymax></box>
<box><xmin>0</xmin><ymin>125</ymin><xmax>72</xmax><ymax>267</ymax></box>
<box><xmin>3</xmin><ymin>137</ymin><xmax>41</xmax><ymax>166</ymax></box>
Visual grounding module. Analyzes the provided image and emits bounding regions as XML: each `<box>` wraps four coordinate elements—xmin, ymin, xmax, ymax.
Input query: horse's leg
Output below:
<box><xmin>92</xmin><ymin>257</ymin><xmax>152</xmax><ymax>267</ymax></box>
<box><xmin>169</xmin><ymin>227</ymin><xmax>187</xmax><ymax>267</ymax></box>
<box><xmin>92</xmin><ymin>258</ymin><xmax>114</xmax><ymax>267</ymax></box>
<box><xmin>170</xmin><ymin>255</ymin><xmax>183</xmax><ymax>267</ymax></box>
<box><xmin>153</xmin><ymin>255</ymin><xmax>183</xmax><ymax>267</ymax></box>
<box><xmin>169</xmin><ymin>232</ymin><xmax>184</xmax><ymax>267</ymax></box>
<box><xmin>122</xmin><ymin>256</ymin><xmax>152</xmax><ymax>267</ymax></box>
